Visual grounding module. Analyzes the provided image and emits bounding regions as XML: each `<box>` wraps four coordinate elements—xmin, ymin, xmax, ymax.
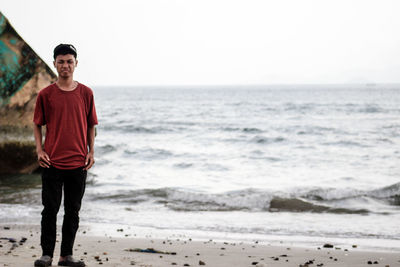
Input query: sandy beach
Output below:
<box><xmin>0</xmin><ymin>224</ymin><xmax>398</xmax><ymax>267</ymax></box>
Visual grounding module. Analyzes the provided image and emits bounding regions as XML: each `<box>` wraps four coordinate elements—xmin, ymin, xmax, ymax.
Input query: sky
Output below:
<box><xmin>1</xmin><ymin>0</ymin><xmax>400</xmax><ymax>86</ymax></box>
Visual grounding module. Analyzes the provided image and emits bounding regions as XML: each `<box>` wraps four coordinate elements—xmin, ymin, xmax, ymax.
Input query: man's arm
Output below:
<box><xmin>33</xmin><ymin>124</ymin><xmax>51</xmax><ymax>168</ymax></box>
<box><xmin>84</xmin><ymin>126</ymin><xmax>96</xmax><ymax>170</ymax></box>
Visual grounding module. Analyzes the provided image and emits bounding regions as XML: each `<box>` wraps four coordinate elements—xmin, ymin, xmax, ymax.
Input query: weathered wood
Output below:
<box><xmin>0</xmin><ymin>11</ymin><xmax>56</xmax><ymax>174</ymax></box>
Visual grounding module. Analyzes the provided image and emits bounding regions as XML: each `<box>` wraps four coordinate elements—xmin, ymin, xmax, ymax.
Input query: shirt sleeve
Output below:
<box><xmin>33</xmin><ymin>92</ymin><xmax>46</xmax><ymax>126</ymax></box>
<box><xmin>87</xmin><ymin>92</ymin><xmax>98</xmax><ymax>127</ymax></box>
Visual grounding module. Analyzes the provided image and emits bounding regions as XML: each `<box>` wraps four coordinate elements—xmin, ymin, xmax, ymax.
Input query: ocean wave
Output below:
<box><xmin>173</xmin><ymin>162</ymin><xmax>194</xmax><ymax>169</ymax></box>
<box><xmin>368</xmin><ymin>182</ymin><xmax>400</xmax><ymax>206</ymax></box>
<box><xmin>251</xmin><ymin>136</ymin><xmax>286</xmax><ymax>144</ymax></box>
<box><xmin>100</xmin><ymin>124</ymin><xmax>175</xmax><ymax>134</ymax></box>
<box><xmin>221</xmin><ymin>127</ymin><xmax>263</xmax><ymax>133</ymax></box>
<box><xmin>124</xmin><ymin>148</ymin><xmax>173</xmax><ymax>160</ymax></box>
<box><xmin>321</xmin><ymin>140</ymin><xmax>369</xmax><ymax>147</ymax></box>
<box><xmin>295</xmin><ymin>126</ymin><xmax>337</xmax><ymax>136</ymax></box>
<box><xmin>300</xmin><ymin>183</ymin><xmax>400</xmax><ymax>206</ymax></box>
<box><xmin>358</xmin><ymin>105</ymin><xmax>383</xmax><ymax>113</ymax></box>
<box><xmin>97</xmin><ymin>144</ymin><xmax>117</xmax><ymax>154</ymax></box>
<box><xmin>283</xmin><ymin>103</ymin><xmax>316</xmax><ymax>112</ymax></box>
<box><xmin>269</xmin><ymin>197</ymin><xmax>368</xmax><ymax>214</ymax></box>
<box><xmin>87</xmin><ymin>183</ymin><xmax>400</xmax><ymax>213</ymax></box>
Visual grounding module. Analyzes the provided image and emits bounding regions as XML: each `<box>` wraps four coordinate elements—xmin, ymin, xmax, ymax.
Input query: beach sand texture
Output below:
<box><xmin>1</xmin><ymin>224</ymin><xmax>399</xmax><ymax>267</ymax></box>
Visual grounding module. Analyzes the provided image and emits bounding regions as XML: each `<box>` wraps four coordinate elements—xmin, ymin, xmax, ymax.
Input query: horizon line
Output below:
<box><xmin>90</xmin><ymin>82</ymin><xmax>400</xmax><ymax>88</ymax></box>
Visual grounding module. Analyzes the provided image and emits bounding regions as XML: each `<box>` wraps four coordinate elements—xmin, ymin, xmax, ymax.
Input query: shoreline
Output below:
<box><xmin>1</xmin><ymin>224</ymin><xmax>399</xmax><ymax>267</ymax></box>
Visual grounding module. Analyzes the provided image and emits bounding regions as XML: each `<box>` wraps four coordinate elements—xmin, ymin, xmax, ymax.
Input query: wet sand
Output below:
<box><xmin>0</xmin><ymin>224</ymin><xmax>399</xmax><ymax>267</ymax></box>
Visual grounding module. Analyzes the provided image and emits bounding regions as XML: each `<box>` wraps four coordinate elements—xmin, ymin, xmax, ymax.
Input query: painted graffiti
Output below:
<box><xmin>0</xmin><ymin>12</ymin><xmax>38</xmax><ymax>106</ymax></box>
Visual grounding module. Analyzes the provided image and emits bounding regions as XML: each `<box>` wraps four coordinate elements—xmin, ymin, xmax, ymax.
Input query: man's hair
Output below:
<box><xmin>53</xmin><ymin>44</ymin><xmax>77</xmax><ymax>60</ymax></box>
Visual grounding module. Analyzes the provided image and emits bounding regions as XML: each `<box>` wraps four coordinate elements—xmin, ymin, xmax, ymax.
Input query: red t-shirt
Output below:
<box><xmin>33</xmin><ymin>83</ymin><xmax>98</xmax><ymax>169</ymax></box>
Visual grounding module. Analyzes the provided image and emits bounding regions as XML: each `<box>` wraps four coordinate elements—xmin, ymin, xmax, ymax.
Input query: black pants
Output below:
<box><xmin>40</xmin><ymin>166</ymin><xmax>87</xmax><ymax>258</ymax></box>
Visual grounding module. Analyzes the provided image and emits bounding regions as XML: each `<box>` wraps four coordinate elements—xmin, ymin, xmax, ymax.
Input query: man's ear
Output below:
<box><xmin>53</xmin><ymin>61</ymin><xmax>56</xmax><ymax>68</ymax></box>
<box><xmin>75</xmin><ymin>60</ymin><xmax>78</xmax><ymax>67</ymax></box>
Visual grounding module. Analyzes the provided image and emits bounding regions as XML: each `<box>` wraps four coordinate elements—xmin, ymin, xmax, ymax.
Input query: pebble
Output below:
<box><xmin>323</xmin><ymin>244</ymin><xmax>334</xmax><ymax>248</ymax></box>
<box><xmin>199</xmin><ymin>260</ymin><xmax>206</xmax><ymax>265</ymax></box>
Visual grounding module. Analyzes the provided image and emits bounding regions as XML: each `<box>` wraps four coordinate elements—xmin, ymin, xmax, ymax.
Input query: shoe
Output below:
<box><xmin>58</xmin><ymin>255</ymin><xmax>85</xmax><ymax>267</ymax></box>
<box><xmin>34</xmin><ymin>255</ymin><xmax>52</xmax><ymax>267</ymax></box>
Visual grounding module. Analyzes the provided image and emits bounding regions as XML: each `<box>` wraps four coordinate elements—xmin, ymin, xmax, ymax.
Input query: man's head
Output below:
<box><xmin>53</xmin><ymin>44</ymin><xmax>78</xmax><ymax>79</ymax></box>
<box><xmin>53</xmin><ymin>44</ymin><xmax>77</xmax><ymax>60</ymax></box>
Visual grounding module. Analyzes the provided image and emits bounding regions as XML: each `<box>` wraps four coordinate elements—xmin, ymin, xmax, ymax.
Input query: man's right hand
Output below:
<box><xmin>37</xmin><ymin>150</ymin><xmax>51</xmax><ymax>168</ymax></box>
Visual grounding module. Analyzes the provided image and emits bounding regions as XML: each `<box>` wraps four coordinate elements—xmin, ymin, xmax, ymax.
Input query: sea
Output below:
<box><xmin>1</xmin><ymin>84</ymin><xmax>399</xmax><ymax>251</ymax></box>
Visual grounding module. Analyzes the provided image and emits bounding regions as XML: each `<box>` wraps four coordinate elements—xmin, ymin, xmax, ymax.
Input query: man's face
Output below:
<box><xmin>53</xmin><ymin>54</ymin><xmax>77</xmax><ymax>78</ymax></box>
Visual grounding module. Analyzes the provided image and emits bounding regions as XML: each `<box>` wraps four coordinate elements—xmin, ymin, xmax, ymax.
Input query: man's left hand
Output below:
<box><xmin>84</xmin><ymin>151</ymin><xmax>95</xmax><ymax>170</ymax></box>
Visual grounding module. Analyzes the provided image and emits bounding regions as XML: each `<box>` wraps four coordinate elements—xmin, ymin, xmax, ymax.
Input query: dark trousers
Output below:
<box><xmin>40</xmin><ymin>166</ymin><xmax>87</xmax><ymax>258</ymax></box>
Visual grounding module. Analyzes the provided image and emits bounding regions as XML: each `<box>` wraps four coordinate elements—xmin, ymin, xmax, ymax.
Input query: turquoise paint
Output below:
<box><xmin>0</xmin><ymin>40</ymin><xmax>20</xmax><ymax>74</ymax></box>
<box><xmin>0</xmin><ymin>40</ymin><xmax>20</xmax><ymax>75</ymax></box>
<box><xmin>0</xmin><ymin>12</ymin><xmax>41</xmax><ymax>107</ymax></box>
<box><xmin>0</xmin><ymin>13</ymin><xmax>6</xmax><ymax>35</ymax></box>
<box><xmin>0</xmin><ymin>39</ymin><xmax>35</xmax><ymax>106</ymax></box>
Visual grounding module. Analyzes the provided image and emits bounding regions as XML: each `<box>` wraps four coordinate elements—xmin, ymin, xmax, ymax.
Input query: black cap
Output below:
<box><xmin>53</xmin><ymin>44</ymin><xmax>77</xmax><ymax>59</ymax></box>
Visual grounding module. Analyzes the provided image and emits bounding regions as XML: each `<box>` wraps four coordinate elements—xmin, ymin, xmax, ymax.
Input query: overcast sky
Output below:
<box><xmin>2</xmin><ymin>0</ymin><xmax>400</xmax><ymax>86</ymax></box>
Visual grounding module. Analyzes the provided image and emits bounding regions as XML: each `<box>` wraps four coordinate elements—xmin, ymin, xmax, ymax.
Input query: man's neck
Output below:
<box><xmin>56</xmin><ymin>78</ymin><xmax>77</xmax><ymax>91</ymax></box>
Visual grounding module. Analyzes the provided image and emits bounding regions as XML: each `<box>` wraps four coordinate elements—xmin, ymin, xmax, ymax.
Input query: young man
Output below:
<box><xmin>33</xmin><ymin>44</ymin><xmax>97</xmax><ymax>267</ymax></box>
